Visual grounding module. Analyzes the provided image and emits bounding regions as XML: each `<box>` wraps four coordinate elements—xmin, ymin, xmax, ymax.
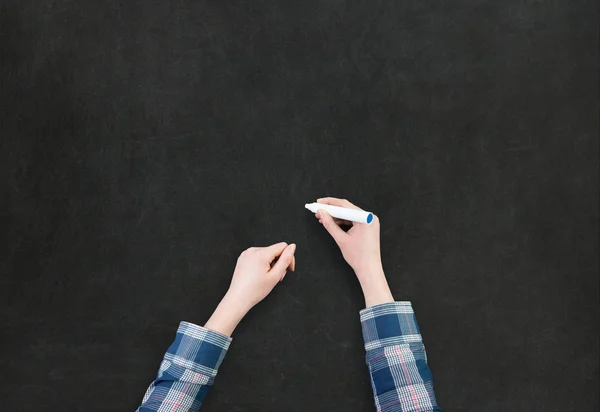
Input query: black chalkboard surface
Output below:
<box><xmin>1</xmin><ymin>1</ymin><xmax>598</xmax><ymax>411</ymax></box>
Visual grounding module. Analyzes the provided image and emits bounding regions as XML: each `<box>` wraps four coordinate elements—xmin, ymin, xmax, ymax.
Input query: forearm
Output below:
<box><xmin>137</xmin><ymin>241</ymin><xmax>294</xmax><ymax>411</ymax></box>
<box><xmin>355</xmin><ymin>264</ymin><xmax>394</xmax><ymax>308</ymax></box>
<box><xmin>204</xmin><ymin>293</ymin><xmax>250</xmax><ymax>337</ymax></box>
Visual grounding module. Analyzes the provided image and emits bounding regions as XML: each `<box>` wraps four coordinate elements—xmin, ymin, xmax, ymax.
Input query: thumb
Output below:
<box><xmin>268</xmin><ymin>243</ymin><xmax>296</xmax><ymax>281</ymax></box>
<box><xmin>318</xmin><ymin>210</ymin><xmax>347</xmax><ymax>245</ymax></box>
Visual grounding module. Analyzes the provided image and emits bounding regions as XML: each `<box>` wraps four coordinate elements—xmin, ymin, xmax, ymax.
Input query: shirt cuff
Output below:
<box><xmin>162</xmin><ymin>321</ymin><xmax>232</xmax><ymax>380</ymax></box>
<box><xmin>359</xmin><ymin>302</ymin><xmax>422</xmax><ymax>351</ymax></box>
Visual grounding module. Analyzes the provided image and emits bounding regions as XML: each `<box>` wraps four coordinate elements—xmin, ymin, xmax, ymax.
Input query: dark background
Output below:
<box><xmin>1</xmin><ymin>0</ymin><xmax>598</xmax><ymax>411</ymax></box>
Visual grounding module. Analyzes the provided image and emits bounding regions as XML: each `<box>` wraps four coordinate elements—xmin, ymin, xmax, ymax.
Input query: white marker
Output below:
<box><xmin>305</xmin><ymin>202</ymin><xmax>374</xmax><ymax>225</ymax></box>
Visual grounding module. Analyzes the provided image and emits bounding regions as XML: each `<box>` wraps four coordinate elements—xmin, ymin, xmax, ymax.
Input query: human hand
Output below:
<box><xmin>205</xmin><ymin>242</ymin><xmax>296</xmax><ymax>336</ymax></box>
<box><xmin>227</xmin><ymin>242</ymin><xmax>296</xmax><ymax>311</ymax></box>
<box><xmin>315</xmin><ymin>197</ymin><xmax>382</xmax><ymax>277</ymax></box>
<box><xmin>315</xmin><ymin>197</ymin><xmax>393</xmax><ymax>307</ymax></box>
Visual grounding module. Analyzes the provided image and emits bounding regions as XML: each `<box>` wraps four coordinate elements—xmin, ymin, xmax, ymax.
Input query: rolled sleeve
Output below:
<box><xmin>137</xmin><ymin>322</ymin><xmax>232</xmax><ymax>412</ymax></box>
<box><xmin>163</xmin><ymin>321</ymin><xmax>232</xmax><ymax>380</ymax></box>
<box><xmin>360</xmin><ymin>302</ymin><xmax>440</xmax><ymax>412</ymax></box>
<box><xmin>360</xmin><ymin>302</ymin><xmax>422</xmax><ymax>351</ymax></box>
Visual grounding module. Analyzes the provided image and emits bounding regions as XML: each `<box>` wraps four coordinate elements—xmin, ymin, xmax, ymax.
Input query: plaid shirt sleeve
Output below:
<box><xmin>137</xmin><ymin>321</ymin><xmax>232</xmax><ymax>412</ymax></box>
<box><xmin>360</xmin><ymin>302</ymin><xmax>441</xmax><ymax>412</ymax></box>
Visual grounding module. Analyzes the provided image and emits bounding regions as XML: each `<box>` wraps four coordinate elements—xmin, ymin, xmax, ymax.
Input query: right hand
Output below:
<box><xmin>315</xmin><ymin>197</ymin><xmax>393</xmax><ymax>307</ymax></box>
<box><xmin>314</xmin><ymin>197</ymin><xmax>383</xmax><ymax>278</ymax></box>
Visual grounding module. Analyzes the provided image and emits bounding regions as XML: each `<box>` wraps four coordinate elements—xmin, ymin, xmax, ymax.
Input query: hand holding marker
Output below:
<box><xmin>305</xmin><ymin>202</ymin><xmax>374</xmax><ymax>224</ymax></box>
<box><xmin>306</xmin><ymin>197</ymin><xmax>391</xmax><ymax>307</ymax></box>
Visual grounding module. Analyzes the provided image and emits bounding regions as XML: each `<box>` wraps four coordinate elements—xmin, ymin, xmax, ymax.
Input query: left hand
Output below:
<box><xmin>227</xmin><ymin>242</ymin><xmax>296</xmax><ymax>311</ymax></box>
<box><xmin>205</xmin><ymin>242</ymin><xmax>296</xmax><ymax>336</ymax></box>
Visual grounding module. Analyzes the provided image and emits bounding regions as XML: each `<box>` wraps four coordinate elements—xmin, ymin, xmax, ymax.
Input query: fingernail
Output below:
<box><xmin>290</xmin><ymin>244</ymin><xmax>296</xmax><ymax>252</ymax></box>
<box><xmin>315</xmin><ymin>211</ymin><xmax>321</xmax><ymax>219</ymax></box>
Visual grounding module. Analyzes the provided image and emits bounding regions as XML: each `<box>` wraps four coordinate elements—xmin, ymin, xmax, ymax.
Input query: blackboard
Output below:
<box><xmin>1</xmin><ymin>1</ymin><xmax>598</xmax><ymax>411</ymax></box>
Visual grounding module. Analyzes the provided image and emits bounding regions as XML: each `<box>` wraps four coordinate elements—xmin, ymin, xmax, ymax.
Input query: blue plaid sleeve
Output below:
<box><xmin>360</xmin><ymin>302</ymin><xmax>440</xmax><ymax>412</ymax></box>
<box><xmin>137</xmin><ymin>321</ymin><xmax>232</xmax><ymax>412</ymax></box>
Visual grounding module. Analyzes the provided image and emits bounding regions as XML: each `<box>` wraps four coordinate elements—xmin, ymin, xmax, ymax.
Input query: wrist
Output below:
<box><xmin>356</xmin><ymin>267</ymin><xmax>394</xmax><ymax>308</ymax></box>
<box><xmin>354</xmin><ymin>261</ymin><xmax>385</xmax><ymax>283</ymax></box>
<box><xmin>204</xmin><ymin>293</ymin><xmax>250</xmax><ymax>337</ymax></box>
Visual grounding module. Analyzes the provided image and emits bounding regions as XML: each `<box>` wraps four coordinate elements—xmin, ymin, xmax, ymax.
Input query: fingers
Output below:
<box><xmin>281</xmin><ymin>255</ymin><xmax>295</xmax><ymax>282</ymax></box>
<box><xmin>334</xmin><ymin>218</ymin><xmax>353</xmax><ymax>226</ymax></box>
<box><xmin>268</xmin><ymin>243</ymin><xmax>296</xmax><ymax>281</ymax></box>
<box><xmin>262</xmin><ymin>242</ymin><xmax>289</xmax><ymax>262</ymax></box>
<box><xmin>316</xmin><ymin>209</ymin><xmax>348</xmax><ymax>244</ymax></box>
<box><xmin>317</xmin><ymin>197</ymin><xmax>362</xmax><ymax>210</ymax></box>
